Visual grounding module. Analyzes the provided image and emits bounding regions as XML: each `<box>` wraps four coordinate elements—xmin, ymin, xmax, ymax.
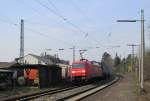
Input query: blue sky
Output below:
<box><xmin>0</xmin><ymin>0</ymin><xmax>150</xmax><ymax>62</ymax></box>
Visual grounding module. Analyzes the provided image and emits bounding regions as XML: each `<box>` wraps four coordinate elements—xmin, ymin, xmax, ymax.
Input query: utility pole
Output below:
<box><xmin>127</xmin><ymin>44</ymin><xmax>139</xmax><ymax>72</ymax></box>
<box><xmin>20</xmin><ymin>19</ymin><xmax>24</xmax><ymax>64</ymax></box>
<box><xmin>138</xmin><ymin>45</ymin><xmax>141</xmax><ymax>82</ymax></box>
<box><xmin>141</xmin><ymin>9</ymin><xmax>145</xmax><ymax>90</ymax></box>
<box><xmin>69</xmin><ymin>46</ymin><xmax>75</xmax><ymax>82</ymax></box>
<box><xmin>70</xmin><ymin>46</ymin><xmax>76</xmax><ymax>62</ymax></box>
<box><xmin>73</xmin><ymin>46</ymin><xmax>75</xmax><ymax>62</ymax></box>
<box><xmin>117</xmin><ymin>9</ymin><xmax>145</xmax><ymax>90</ymax></box>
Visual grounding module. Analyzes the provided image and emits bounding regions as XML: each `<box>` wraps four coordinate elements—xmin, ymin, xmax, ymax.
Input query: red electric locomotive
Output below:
<box><xmin>68</xmin><ymin>59</ymin><xmax>103</xmax><ymax>82</ymax></box>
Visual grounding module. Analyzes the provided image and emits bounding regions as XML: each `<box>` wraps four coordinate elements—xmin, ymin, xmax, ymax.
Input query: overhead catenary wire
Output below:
<box><xmin>0</xmin><ymin>15</ymin><xmax>105</xmax><ymax>49</ymax></box>
<box><xmin>16</xmin><ymin>0</ymin><xmax>45</xmax><ymax>18</ymax></box>
<box><xmin>0</xmin><ymin>15</ymin><xmax>108</xmax><ymax>60</ymax></box>
<box><xmin>34</xmin><ymin>0</ymin><xmax>88</xmax><ymax>36</ymax></box>
<box><xmin>69</xmin><ymin>0</ymin><xmax>117</xmax><ymax>47</ymax></box>
<box><xmin>5</xmin><ymin>0</ymin><xmax>106</xmax><ymax>48</ymax></box>
<box><xmin>46</xmin><ymin>0</ymin><xmax>86</xmax><ymax>34</ymax></box>
<box><xmin>69</xmin><ymin>0</ymin><xmax>93</xmax><ymax>23</ymax></box>
<box><xmin>0</xmin><ymin>16</ymin><xmax>18</xmax><ymax>26</ymax></box>
<box><xmin>31</xmin><ymin>0</ymin><xmax>90</xmax><ymax>46</ymax></box>
<box><xmin>47</xmin><ymin>0</ymin><xmax>88</xmax><ymax>35</ymax></box>
<box><xmin>16</xmin><ymin>0</ymin><xmax>88</xmax><ymax>44</ymax></box>
<box><xmin>16</xmin><ymin>0</ymin><xmax>105</xmax><ymax>47</ymax></box>
<box><xmin>0</xmin><ymin>16</ymin><xmax>73</xmax><ymax>46</ymax></box>
<box><xmin>24</xmin><ymin>27</ymin><xmax>73</xmax><ymax>46</ymax></box>
<box><xmin>0</xmin><ymin>10</ymin><xmax>87</xmax><ymax>49</ymax></box>
<box><xmin>0</xmin><ymin>1</ymin><xmax>124</xmax><ymax>62</ymax></box>
<box><xmin>45</xmin><ymin>0</ymin><xmax>105</xmax><ymax>47</ymax></box>
<box><xmin>0</xmin><ymin>5</ymin><xmax>75</xmax><ymax>46</ymax></box>
<box><xmin>47</xmin><ymin>0</ymin><xmax>61</xmax><ymax>15</ymax></box>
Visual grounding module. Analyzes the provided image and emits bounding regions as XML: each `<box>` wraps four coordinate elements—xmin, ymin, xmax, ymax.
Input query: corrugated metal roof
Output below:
<box><xmin>0</xmin><ymin>62</ymin><xmax>16</xmax><ymax>68</ymax></box>
<box><xmin>29</xmin><ymin>54</ymin><xmax>54</xmax><ymax>65</ymax></box>
<box><xmin>16</xmin><ymin>54</ymin><xmax>69</xmax><ymax>65</ymax></box>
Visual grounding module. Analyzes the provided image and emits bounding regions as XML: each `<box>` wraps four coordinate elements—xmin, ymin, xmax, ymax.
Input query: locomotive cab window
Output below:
<box><xmin>72</xmin><ymin>64</ymin><xmax>84</xmax><ymax>68</ymax></box>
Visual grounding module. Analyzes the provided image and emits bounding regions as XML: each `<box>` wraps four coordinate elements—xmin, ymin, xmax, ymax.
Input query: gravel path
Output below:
<box><xmin>81</xmin><ymin>73</ymin><xmax>140</xmax><ymax>101</ymax></box>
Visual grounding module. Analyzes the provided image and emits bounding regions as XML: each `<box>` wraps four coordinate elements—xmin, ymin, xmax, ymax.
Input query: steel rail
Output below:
<box><xmin>57</xmin><ymin>75</ymin><xmax>120</xmax><ymax>101</ymax></box>
<box><xmin>2</xmin><ymin>85</ymin><xmax>78</xmax><ymax>101</ymax></box>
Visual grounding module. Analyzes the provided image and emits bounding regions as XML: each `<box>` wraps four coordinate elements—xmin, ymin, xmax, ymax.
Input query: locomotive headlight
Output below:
<box><xmin>82</xmin><ymin>70</ymin><xmax>85</xmax><ymax>73</ymax></box>
<box><xmin>72</xmin><ymin>71</ymin><xmax>75</xmax><ymax>73</ymax></box>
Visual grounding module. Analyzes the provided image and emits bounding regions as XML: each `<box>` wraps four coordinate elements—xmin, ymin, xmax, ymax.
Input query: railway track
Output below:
<box><xmin>31</xmin><ymin>75</ymin><xmax>120</xmax><ymax>101</ymax></box>
<box><xmin>2</xmin><ymin>75</ymin><xmax>120</xmax><ymax>101</ymax></box>
<box><xmin>1</xmin><ymin>85</ymin><xmax>78</xmax><ymax>101</ymax></box>
<box><xmin>57</xmin><ymin>75</ymin><xmax>120</xmax><ymax>101</ymax></box>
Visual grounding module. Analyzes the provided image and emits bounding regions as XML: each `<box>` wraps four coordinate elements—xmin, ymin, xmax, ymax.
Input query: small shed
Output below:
<box><xmin>0</xmin><ymin>69</ymin><xmax>14</xmax><ymax>90</ymax></box>
<box><xmin>7</xmin><ymin>64</ymin><xmax>62</xmax><ymax>88</ymax></box>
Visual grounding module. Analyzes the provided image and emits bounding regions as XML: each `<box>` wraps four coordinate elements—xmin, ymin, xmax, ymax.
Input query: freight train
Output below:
<box><xmin>68</xmin><ymin>59</ymin><xmax>112</xmax><ymax>82</ymax></box>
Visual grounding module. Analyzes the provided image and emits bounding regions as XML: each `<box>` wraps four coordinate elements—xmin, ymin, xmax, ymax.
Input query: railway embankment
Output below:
<box><xmin>81</xmin><ymin>73</ymin><xmax>150</xmax><ymax>101</ymax></box>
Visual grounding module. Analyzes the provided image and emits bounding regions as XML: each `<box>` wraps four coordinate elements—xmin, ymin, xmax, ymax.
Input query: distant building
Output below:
<box><xmin>15</xmin><ymin>54</ymin><xmax>69</xmax><ymax>65</ymax></box>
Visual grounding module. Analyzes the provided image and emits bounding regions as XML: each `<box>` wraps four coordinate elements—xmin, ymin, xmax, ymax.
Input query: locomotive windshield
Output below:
<box><xmin>72</xmin><ymin>64</ymin><xmax>84</xmax><ymax>68</ymax></box>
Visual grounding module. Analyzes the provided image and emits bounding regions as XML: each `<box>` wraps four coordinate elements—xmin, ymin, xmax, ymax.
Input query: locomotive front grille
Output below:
<box><xmin>72</xmin><ymin>76</ymin><xmax>86</xmax><ymax>81</ymax></box>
